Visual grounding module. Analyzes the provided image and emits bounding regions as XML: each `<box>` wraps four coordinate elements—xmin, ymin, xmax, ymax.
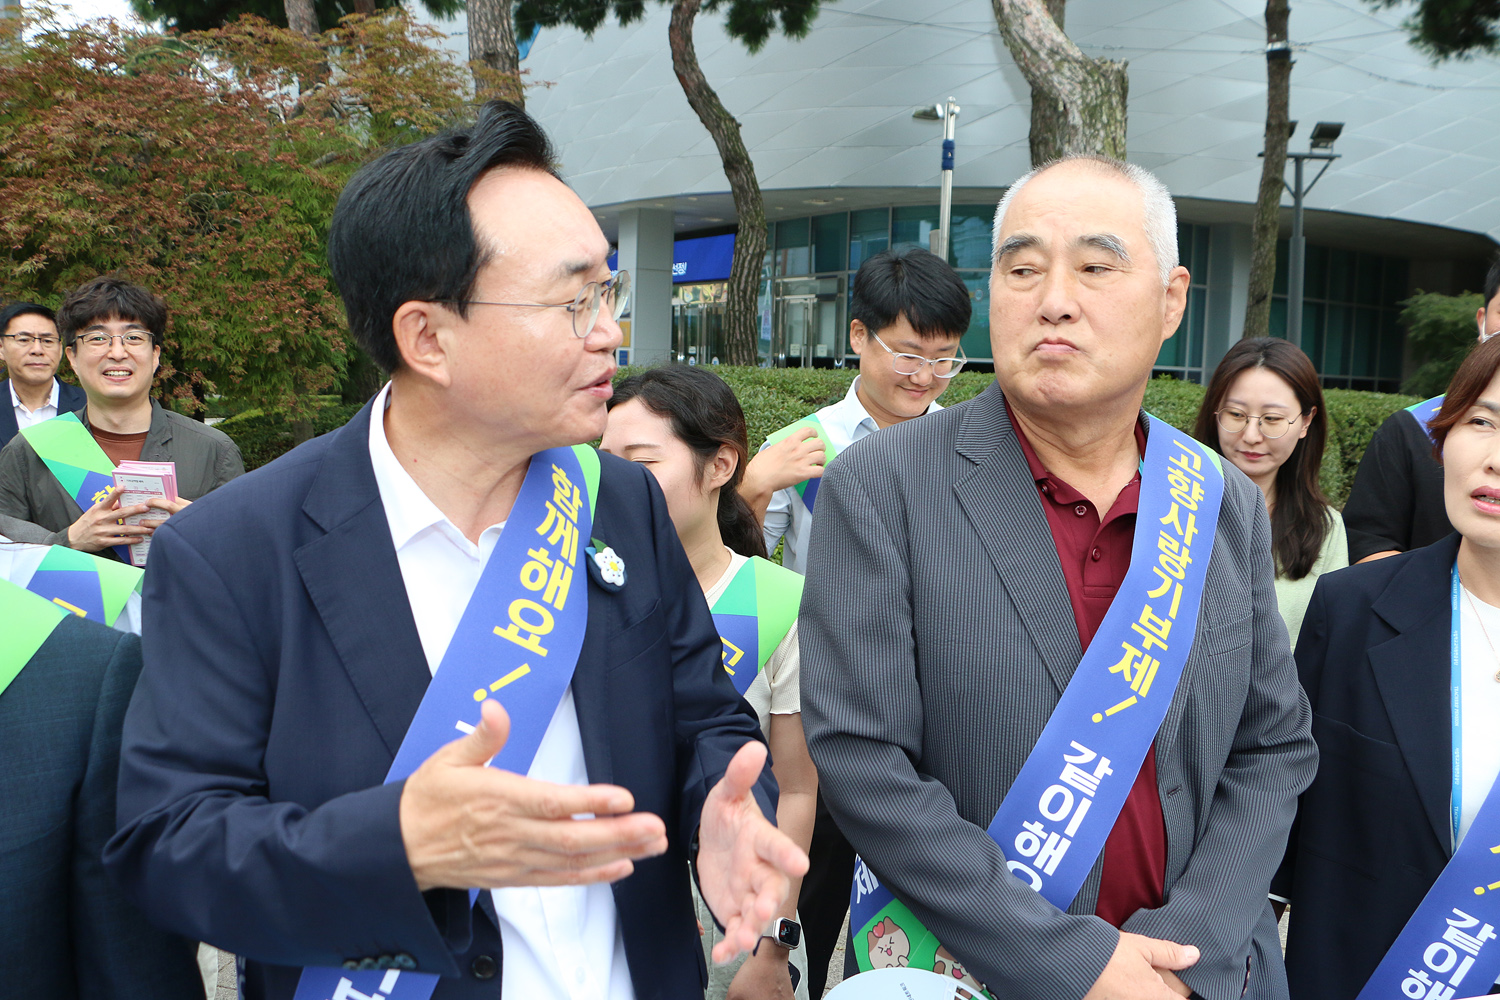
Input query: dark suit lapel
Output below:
<box><xmin>1369</xmin><ymin>535</ymin><xmax>1459</xmax><ymax>853</ymax></box>
<box><xmin>294</xmin><ymin>403</ymin><xmax>431</xmax><ymax>758</ymax></box>
<box><xmin>952</xmin><ymin>384</ymin><xmax>1081</xmax><ymax>694</ymax></box>
<box><xmin>0</xmin><ymin>380</ymin><xmax>18</xmax><ymax>444</ymax></box>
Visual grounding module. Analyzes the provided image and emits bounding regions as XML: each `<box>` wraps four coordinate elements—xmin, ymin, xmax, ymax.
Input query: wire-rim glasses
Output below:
<box><xmin>1215</xmin><ymin>407</ymin><xmax>1303</xmax><ymax>439</ymax></box>
<box><xmin>869</xmin><ymin>329</ymin><xmax>965</xmax><ymax>378</ymax></box>
<box><xmin>441</xmin><ymin>270</ymin><xmax>631</xmax><ymax>339</ymax></box>
<box><xmin>0</xmin><ymin>333</ymin><xmax>61</xmax><ymax>349</ymax></box>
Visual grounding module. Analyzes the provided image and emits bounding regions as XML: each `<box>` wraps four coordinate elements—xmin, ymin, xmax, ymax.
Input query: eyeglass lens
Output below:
<box><xmin>1218</xmin><ymin>409</ymin><xmax>1294</xmax><ymax>438</ymax></box>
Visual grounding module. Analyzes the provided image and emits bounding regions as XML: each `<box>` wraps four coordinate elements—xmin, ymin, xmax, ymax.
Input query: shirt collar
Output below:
<box><xmin>367</xmin><ymin>382</ymin><xmax>462</xmax><ymax>552</ymax></box>
<box><xmin>1009</xmin><ymin>406</ymin><xmax>1147</xmax><ymax>507</ymax></box>
<box><xmin>819</xmin><ymin>375</ymin><xmax>945</xmax><ymax>447</ymax></box>
<box><xmin>9</xmin><ymin>377</ymin><xmax>59</xmax><ymax>413</ymax></box>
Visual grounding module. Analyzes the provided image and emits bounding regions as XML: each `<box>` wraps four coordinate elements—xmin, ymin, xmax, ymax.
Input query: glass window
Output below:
<box><xmin>1270</xmin><ymin>242</ymin><xmax>1409</xmax><ymax>391</ymax></box>
<box><xmin>813</xmin><ymin>213</ymin><xmax>847</xmax><ymax>274</ymax></box>
<box><xmin>949</xmin><ymin>205</ymin><xmax>994</xmax><ymax>270</ymax></box>
<box><xmin>957</xmin><ymin>272</ymin><xmax>990</xmax><ymax>360</ymax></box>
<box><xmin>892</xmin><ymin>206</ymin><xmax>939</xmax><ymax>252</ymax></box>
<box><xmin>775</xmin><ymin>218</ymin><xmax>810</xmax><ymax>277</ymax></box>
<box><xmin>849</xmin><ymin>209</ymin><xmax>889</xmax><ymax>271</ymax></box>
<box><xmin>1155</xmin><ymin>224</ymin><xmax>1210</xmax><ymax>382</ymax></box>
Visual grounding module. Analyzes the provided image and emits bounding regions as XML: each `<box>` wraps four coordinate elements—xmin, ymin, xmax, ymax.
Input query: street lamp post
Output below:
<box><xmin>915</xmin><ymin>97</ymin><xmax>961</xmax><ymax>259</ymax></box>
<box><xmin>1283</xmin><ymin>121</ymin><xmax>1342</xmax><ymax>348</ymax></box>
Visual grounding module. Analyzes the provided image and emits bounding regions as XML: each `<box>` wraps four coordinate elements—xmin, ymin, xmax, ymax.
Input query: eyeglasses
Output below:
<box><xmin>76</xmin><ymin>330</ymin><xmax>154</xmax><ymax>351</ymax></box>
<box><xmin>1215</xmin><ymin>407</ymin><xmax>1303</xmax><ymax>439</ymax></box>
<box><xmin>869</xmin><ymin>330</ymin><xmax>965</xmax><ymax>378</ymax></box>
<box><xmin>438</xmin><ymin>270</ymin><xmax>632</xmax><ymax>339</ymax></box>
<box><xmin>0</xmin><ymin>332</ymin><xmax>60</xmax><ymax>348</ymax></box>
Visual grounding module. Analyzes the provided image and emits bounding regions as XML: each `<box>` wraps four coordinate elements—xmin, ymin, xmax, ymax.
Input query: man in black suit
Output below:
<box><xmin>0</xmin><ymin>301</ymin><xmax>86</xmax><ymax>448</ymax></box>
<box><xmin>0</xmin><ymin>572</ymin><xmax>200</xmax><ymax>1000</ymax></box>
<box><xmin>105</xmin><ymin>101</ymin><xmax>806</xmax><ymax>1000</ymax></box>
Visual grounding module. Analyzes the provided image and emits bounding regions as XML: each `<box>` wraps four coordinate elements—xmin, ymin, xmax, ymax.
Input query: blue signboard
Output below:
<box><xmin>605</xmin><ymin>233</ymin><xmax>736</xmax><ymax>286</ymax></box>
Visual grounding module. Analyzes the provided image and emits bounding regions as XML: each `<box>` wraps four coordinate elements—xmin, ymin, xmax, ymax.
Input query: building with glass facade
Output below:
<box><xmin>509</xmin><ymin>0</ymin><xmax>1500</xmax><ymax>386</ymax></box>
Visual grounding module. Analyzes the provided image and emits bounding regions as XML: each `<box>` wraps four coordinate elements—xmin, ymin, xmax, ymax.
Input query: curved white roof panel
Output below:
<box><xmin>518</xmin><ymin>0</ymin><xmax>1500</xmax><ymax>243</ymax></box>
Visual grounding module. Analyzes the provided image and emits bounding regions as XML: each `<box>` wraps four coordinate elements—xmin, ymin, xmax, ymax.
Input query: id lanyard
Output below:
<box><xmin>1452</xmin><ymin>565</ymin><xmax>1465</xmax><ymax>849</ymax></box>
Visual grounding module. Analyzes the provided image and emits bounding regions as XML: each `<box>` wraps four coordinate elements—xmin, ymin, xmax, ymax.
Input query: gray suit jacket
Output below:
<box><xmin>0</xmin><ymin>399</ymin><xmax>244</xmax><ymax>558</ymax></box>
<box><xmin>799</xmin><ymin>381</ymin><xmax>1317</xmax><ymax>1000</ymax></box>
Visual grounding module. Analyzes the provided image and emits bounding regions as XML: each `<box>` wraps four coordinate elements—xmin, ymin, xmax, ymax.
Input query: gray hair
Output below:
<box><xmin>991</xmin><ymin>155</ymin><xmax>1179</xmax><ymax>286</ymax></box>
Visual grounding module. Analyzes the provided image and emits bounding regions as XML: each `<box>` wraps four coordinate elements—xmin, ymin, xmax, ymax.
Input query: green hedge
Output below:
<box><xmin>218</xmin><ymin>367</ymin><xmax>1421</xmax><ymax>508</ymax></box>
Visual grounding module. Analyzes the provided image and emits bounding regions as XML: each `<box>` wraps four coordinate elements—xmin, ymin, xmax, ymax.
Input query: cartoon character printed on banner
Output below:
<box><xmin>867</xmin><ymin>918</ymin><xmax>911</xmax><ymax>969</ymax></box>
<box><xmin>934</xmin><ymin>946</ymin><xmax>984</xmax><ymax>991</ymax></box>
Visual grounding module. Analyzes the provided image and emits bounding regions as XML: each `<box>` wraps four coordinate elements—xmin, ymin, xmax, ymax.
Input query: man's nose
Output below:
<box><xmin>1037</xmin><ymin>268</ymin><xmax>1079</xmax><ymax>324</ymax></box>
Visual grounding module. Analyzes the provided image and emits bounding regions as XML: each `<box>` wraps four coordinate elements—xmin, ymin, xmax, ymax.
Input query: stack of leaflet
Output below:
<box><xmin>112</xmin><ymin>460</ymin><xmax>177</xmax><ymax>567</ymax></box>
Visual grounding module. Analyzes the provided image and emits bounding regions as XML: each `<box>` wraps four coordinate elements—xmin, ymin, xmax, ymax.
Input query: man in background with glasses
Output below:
<box><xmin>739</xmin><ymin>244</ymin><xmax>970</xmax><ymax>999</ymax></box>
<box><xmin>107</xmin><ymin>101</ymin><xmax>805</xmax><ymax>1000</ymax></box>
<box><xmin>0</xmin><ymin>301</ymin><xmax>85</xmax><ymax>448</ymax></box>
<box><xmin>0</xmin><ymin>277</ymin><xmax>243</xmax><ymax>560</ymax></box>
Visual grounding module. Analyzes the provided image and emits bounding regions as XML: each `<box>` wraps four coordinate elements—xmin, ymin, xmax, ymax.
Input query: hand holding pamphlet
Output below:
<box><xmin>112</xmin><ymin>461</ymin><xmax>177</xmax><ymax>566</ymax></box>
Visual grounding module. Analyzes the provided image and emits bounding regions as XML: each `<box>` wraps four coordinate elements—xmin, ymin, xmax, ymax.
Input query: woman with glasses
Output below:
<box><xmin>1191</xmin><ymin>337</ymin><xmax>1347</xmax><ymax>642</ymax></box>
<box><xmin>601</xmin><ymin>365</ymin><xmax>815</xmax><ymax>1000</ymax></box>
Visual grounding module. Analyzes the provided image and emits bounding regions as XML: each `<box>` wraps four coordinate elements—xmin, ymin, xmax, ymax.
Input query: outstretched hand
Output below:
<box><xmin>740</xmin><ymin>428</ymin><xmax>827</xmax><ymax>522</ymax></box>
<box><xmin>695</xmin><ymin>741</ymin><xmax>810</xmax><ymax>964</ymax></box>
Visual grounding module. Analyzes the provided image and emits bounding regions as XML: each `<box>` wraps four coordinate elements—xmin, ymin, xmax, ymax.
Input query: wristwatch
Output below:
<box><xmin>761</xmin><ymin>917</ymin><xmax>801</xmax><ymax>950</ymax></box>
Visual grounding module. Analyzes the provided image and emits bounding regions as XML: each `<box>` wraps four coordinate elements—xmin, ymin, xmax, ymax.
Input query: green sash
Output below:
<box><xmin>25</xmin><ymin>545</ymin><xmax>144</xmax><ymax>627</ymax></box>
<box><xmin>764</xmin><ymin>415</ymin><xmax>838</xmax><ymax>512</ymax></box>
<box><xmin>709</xmin><ymin>556</ymin><xmax>803</xmax><ymax>695</ymax></box>
<box><xmin>17</xmin><ymin>412</ymin><xmax>131</xmax><ymax>562</ymax></box>
<box><xmin>0</xmin><ymin>578</ymin><xmax>70</xmax><ymax>699</ymax></box>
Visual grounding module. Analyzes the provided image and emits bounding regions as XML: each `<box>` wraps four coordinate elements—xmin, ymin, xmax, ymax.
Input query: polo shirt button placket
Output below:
<box><xmin>1075</xmin><ymin>504</ymin><xmax>1088</xmax><ymax>517</ymax></box>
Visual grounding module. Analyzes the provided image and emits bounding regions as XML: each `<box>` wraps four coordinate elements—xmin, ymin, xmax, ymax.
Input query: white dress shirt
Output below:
<box><xmin>9</xmin><ymin>377</ymin><xmax>60</xmax><ymax>431</ymax></box>
<box><xmin>761</xmin><ymin>376</ymin><xmax>942</xmax><ymax>574</ymax></box>
<box><xmin>1456</xmin><ymin>585</ymin><xmax>1500</xmax><ymax>847</ymax></box>
<box><xmin>367</xmin><ymin>383</ymin><xmax>635</xmax><ymax>1000</ymax></box>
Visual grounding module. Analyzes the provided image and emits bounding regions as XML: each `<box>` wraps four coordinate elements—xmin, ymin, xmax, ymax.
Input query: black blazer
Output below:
<box><xmin>0</xmin><ymin>377</ymin><xmax>86</xmax><ymax>447</ymax></box>
<box><xmin>1275</xmin><ymin>533</ymin><xmax>1461</xmax><ymax>1000</ymax></box>
<box><xmin>0</xmin><ymin>614</ymin><xmax>200</xmax><ymax>1000</ymax></box>
<box><xmin>1343</xmin><ymin>408</ymin><xmax>1451</xmax><ymax>561</ymax></box>
<box><xmin>104</xmin><ymin>401</ymin><xmax>776</xmax><ymax>1000</ymax></box>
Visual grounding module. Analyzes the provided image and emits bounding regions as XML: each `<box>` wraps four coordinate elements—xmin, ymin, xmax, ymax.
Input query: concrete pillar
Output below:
<box><xmin>1204</xmin><ymin>223</ymin><xmax>1253</xmax><ymax>377</ymax></box>
<box><xmin>615</xmin><ymin>207</ymin><xmax>675</xmax><ymax>366</ymax></box>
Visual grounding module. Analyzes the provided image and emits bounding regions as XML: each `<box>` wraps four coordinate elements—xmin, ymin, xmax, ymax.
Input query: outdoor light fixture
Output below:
<box><xmin>1309</xmin><ymin>121</ymin><xmax>1343</xmax><ymax>149</ymax></box>
<box><xmin>912</xmin><ymin>105</ymin><xmax>943</xmax><ymax>121</ymax></box>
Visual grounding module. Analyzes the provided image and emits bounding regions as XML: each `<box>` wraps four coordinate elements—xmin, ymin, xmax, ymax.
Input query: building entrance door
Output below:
<box><xmin>773</xmin><ymin>277</ymin><xmax>843</xmax><ymax>367</ymax></box>
<box><xmin>672</xmin><ymin>283</ymin><xmax>727</xmax><ymax>364</ymax></box>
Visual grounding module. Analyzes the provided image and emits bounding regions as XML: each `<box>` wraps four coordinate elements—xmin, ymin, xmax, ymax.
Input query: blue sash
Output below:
<box><xmin>1353</xmin><ymin>568</ymin><xmax>1500</xmax><ymax>1000</ymax></box>
<box><xmin>850</xmin><ymin>416</ymin><xmax>1225</xmax><ymax>986</ymax></box>
<box><xmin>292</xmin><ymin>445</ymin><xmax>600</xmax><ymax>1000</ymax></box>
<box><xmin>1408</xmin><ymin>395</ymin><xmax>1444</xmax><ymax>445</ymax></box>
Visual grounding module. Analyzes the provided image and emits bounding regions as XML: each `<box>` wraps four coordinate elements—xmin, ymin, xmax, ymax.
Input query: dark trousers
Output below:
<box><xmin>798</xmin><ymin>792</ymin><xmax>856</xmax><ymax>999</ymax></box>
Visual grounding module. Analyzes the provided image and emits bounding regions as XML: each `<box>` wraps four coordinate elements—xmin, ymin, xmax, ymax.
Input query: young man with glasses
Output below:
<box><xmin>741</xmin><ymin>245</ymin><xmax>970</xmax><ymax>999</ymax></box>
<box><xmin>0</xmin><ymin>302</ymin><xmax>86</xmax><ymax>448</ymax></box>
<box><xmin>0</xmin><ymin>277</ymin><xmax>243</xmax><ymax>560</ymax></box>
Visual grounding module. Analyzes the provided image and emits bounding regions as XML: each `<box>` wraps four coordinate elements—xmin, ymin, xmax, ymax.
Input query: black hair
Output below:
<box><xmin>327</xmin><ymin>100</ymin><xmax>559</xmax><ymax>374</ymax></box>
<box><xmin>1484</xmin><ymin>250</ymin><xmax>1500</xmax><ymax>309</ymax></box>
<box><xmin>0</xmin><ymin>302</ymin><xmax>56</xmax><ymax>335</ymax></box>
<box><xmin>1193</xmin><ymin>337</ymin><xmax>1331</xmax><ymax>580</ymax></box>
<box><xmin>56</xmin><ymin>278</ymin><xmax>166</xmax><ymax>347</ymax></box>
<box><xmin>607</xmin><ymin>365</ymin><xmax>768</xmax><ymax>560</ymax></box>
<box><xmin>850</xmin><ymin>246</ymin><xmax>972</xmax><ymax>341</ymax></box>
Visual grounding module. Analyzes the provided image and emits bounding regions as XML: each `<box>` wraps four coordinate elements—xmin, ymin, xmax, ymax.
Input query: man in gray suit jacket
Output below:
<box><xmin>800</xmin><ymin>157</ymin><xmax>1317</xmax><ymax>1000</ymax></box>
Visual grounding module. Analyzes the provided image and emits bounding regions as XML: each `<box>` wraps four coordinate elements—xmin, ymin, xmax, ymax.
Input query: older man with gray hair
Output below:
<box><xmin>799</xmin><ymin>156</ymin><xmax>1316</xmax><ymax>1000</ymax></box>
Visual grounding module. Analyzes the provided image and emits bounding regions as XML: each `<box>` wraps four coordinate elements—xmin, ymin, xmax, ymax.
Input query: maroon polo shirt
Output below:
<box><xmin>1010</xmin><ymin>410</ymin><xmax>1167</xmax><ymax>929</ymax></box>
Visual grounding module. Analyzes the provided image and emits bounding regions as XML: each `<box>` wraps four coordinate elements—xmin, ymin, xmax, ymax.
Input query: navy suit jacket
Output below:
<box><xmin>104</xmin><ymin>401</ymin><xmax>777</xmax><ymax>1000</ymax></box>
<box><xmin>0</xmin><ymin>614</ymin><xmax>201</xmax><ymax>1000</ymax></box>
<box><xmin>0</xmin><ymin>377</ymin><xmax>86</xmax><ymax>447</ymax></box>
<box><xmin>1274</xmin><ymin>534</ymin><xmax>1462</xmax><ymax>1000</ymax></box>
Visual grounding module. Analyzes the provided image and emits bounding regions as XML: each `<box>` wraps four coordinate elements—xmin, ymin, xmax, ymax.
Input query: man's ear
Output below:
<box><xmin>849</xmin><ymin>319</ymin><xmax>868</xmax><ymax>355</ymax></box>
<box><xmin>392</xmin><ymin>301</ymin><xmax>454</xmax><ymax>388</ymax></box>
<box><xmin>1160</xmin><ymin>265</ymin><xmax>1191</xmax><ymax>344</ymax></box>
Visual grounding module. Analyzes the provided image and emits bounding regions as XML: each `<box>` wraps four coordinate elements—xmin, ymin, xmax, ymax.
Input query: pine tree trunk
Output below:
<box><xmin>992</xmin><ymin>0</ymin><xmax>1128</xmax><ymax>164</ymax></box>
<box><xmin>1244</xmin><ymin>0</ymin><xmax>1292</xmax><ymax>341</ymax></box>
<box><xmin>352</xmin><ymin>0</ymin><xmax>376</xmax><ymax>14</ymax></box>
<box><xmin>469</xmin><ymin>0</ymin><xmax>525</xmax><ymax>106</ymax></box>
<box><xmin>669</xmin><ymin>0</ymin><xmax>765</xmax><ymax>367</ymax></box>
<box><xmin>284</xmin><ymin>0</ymin><xmax>317</xmax><ymax>36</ymax></box>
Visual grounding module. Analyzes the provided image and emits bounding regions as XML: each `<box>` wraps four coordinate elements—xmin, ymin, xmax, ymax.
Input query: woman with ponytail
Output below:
<box><xmin>1192</xmin><ymin>337</ymin><xmax>1348</xmax><ymax>642</ymax></box>
<box><xmin>603</xmin><ymin>365</ymin><xmax>814</xmax><ymax>1000</ymax></box>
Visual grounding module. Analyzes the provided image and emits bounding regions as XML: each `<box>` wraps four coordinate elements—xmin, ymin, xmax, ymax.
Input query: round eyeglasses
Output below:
<box><xmin>869</xmin><ymin>330</ymin><xmax>965</xmax><ymax>378</ymax></box>
<box><xmin>439</xmin><ymin>271</ymin><xmax>631</xmax><ymax>339</ymax></box>
<box><xmin>1215</xmin><ymin>407</ymin><xmax>1303</xmax><ymax>439</ymax></box>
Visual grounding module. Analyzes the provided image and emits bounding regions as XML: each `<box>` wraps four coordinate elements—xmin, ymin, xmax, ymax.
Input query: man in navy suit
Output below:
<box><xmin>0</xmin><ymin>301</ymin><xmax>86</xmax><ymax>448</ymax></box>
<box><xmin>105</xmin><ymin>102</ymin><xmax>807</xmax><ymax>999</ymax></box>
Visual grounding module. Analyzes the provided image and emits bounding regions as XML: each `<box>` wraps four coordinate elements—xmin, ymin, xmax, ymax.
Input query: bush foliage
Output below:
<box><xmin>221</xmin><ymin>367</ymin><xmax>1421</xmax><ymax>508</ymax></box>
<box><xmin>1400</xmin><ymin>290</ymin><xmax>1483</xmax><ymax>398</ymax></box>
